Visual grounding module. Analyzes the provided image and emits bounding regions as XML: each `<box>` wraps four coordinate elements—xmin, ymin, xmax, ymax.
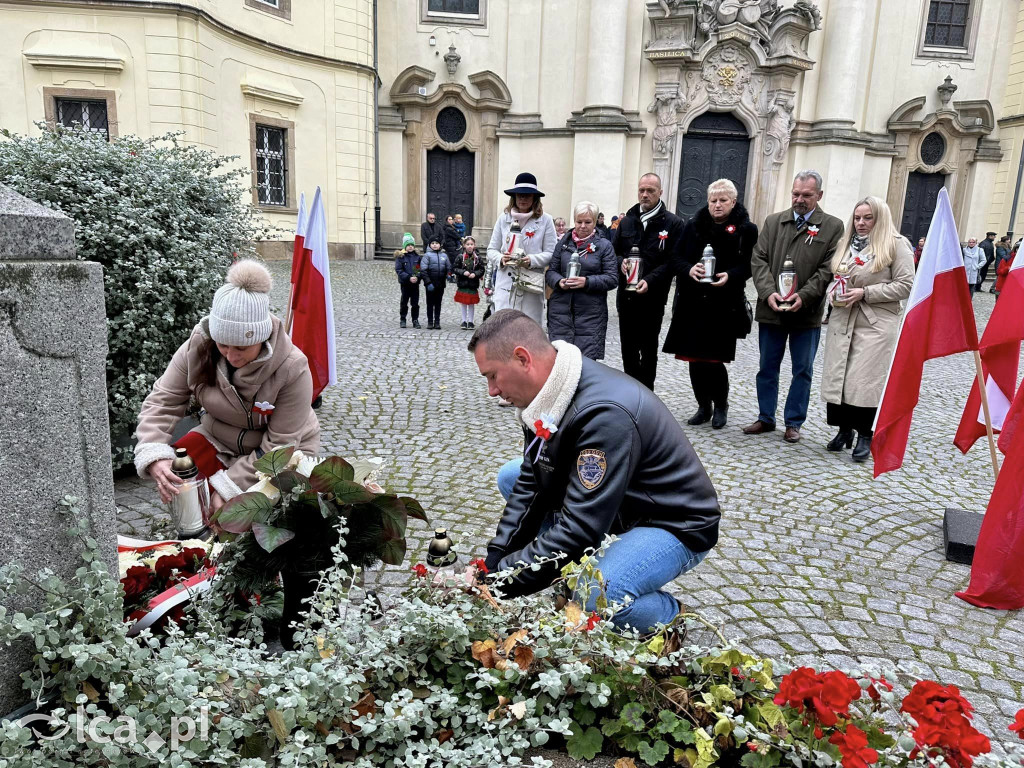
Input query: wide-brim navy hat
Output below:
<box><xmin>504</xmin><ymin>172</ymin><xmax>545</xmax><ymax>198</ymax></box>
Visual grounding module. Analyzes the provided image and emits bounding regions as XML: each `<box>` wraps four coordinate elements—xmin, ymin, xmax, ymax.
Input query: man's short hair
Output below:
<box><xmin>793</xmin><ymin>170</ymin><xmax>823</xmax><ymax>192</ymax></box>
<box><xmin>639</xmin><ymin>172</ymin><xmax>662</xmax><ymax>188</ymax></box>
<box><xmin>467</xmin><ymin>309</ymin><xmax>553</xmax><ymax>359</ymax></box>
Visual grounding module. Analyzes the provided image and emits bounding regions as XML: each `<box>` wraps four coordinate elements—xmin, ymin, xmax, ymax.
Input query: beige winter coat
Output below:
<box><xmin>820</xmin><ymin>237</ymin><xmax>915</xmax><ymax>408</ymax></box>
<box><xmin>133</xmin><ymin>315</ymin><xmax>320</xmax><ymax>499</ymax></box>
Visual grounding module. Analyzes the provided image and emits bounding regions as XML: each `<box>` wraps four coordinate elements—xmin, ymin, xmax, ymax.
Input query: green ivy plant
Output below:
<box><xmin>2</xmin><ymin>499</ymin><xmax>1023</xmax><ymax>768</ymax></box>
<box><xmin>0</xmin><ymin>125</ymin><xmax>275</xmax><ymax>467</ymax></box>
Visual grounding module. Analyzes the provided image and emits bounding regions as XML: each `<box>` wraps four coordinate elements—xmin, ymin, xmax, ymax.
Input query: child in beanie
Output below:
<box><xmin>394</xmin><ymin>233</ymin><xmax>422</xmax><ymax>328</ymax></box>
<box><xmin>420</xmin><ymin>237</ymin><xmax>452</xmax><ymax>329</ymax></box>
<box><xmin>453</xmin><ymin>236</ymin><xmax>485</xmax><ymax>329</ymax></box>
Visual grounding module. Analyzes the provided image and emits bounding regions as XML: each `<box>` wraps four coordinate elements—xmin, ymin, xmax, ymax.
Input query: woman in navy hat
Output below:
<box><xmin>486</xmin><ymin>172</ymin><xmax>557</xmax><ymax>325</ymax></box>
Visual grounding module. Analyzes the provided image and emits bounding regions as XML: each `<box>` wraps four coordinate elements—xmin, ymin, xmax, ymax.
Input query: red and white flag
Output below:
<box><xmin>954</xmin><ymin>247</ymin><xmax>1024</xmax><ymax>453</ymax></box>
<box><xmin>289</xmin><ymin>187</ymin><xmax>336</xmax><ymax>401</ymax></box>
<box><xmin>290</xmin><ymin>192</ymin><xmax>308</xmax><ymax>289</ymax></box>
<box><xmin>871</xmin><ymin>187</ymin><xmax>979</xmax><ymax>476</ymax></box>
<box><xmin>956</xmin><ymin>378</ymin><xmax>1024</xmax><ymax>610</ymax></box>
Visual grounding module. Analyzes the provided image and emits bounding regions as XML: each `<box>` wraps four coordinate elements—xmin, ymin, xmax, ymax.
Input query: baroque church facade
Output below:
<box><xmin>380</xmin><ymin>0</ymin><xmax>1018</xmax><ymax>249</ymax></box>
<box><xmin>0</xmin><ymin>0</ymin><xmax>1018</xmax><ymax>254</ymax></box>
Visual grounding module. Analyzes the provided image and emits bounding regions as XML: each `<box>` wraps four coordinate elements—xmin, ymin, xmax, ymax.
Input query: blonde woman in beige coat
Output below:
<box><xmin>133</xmin><ymin>260</ymin><xmax>320</xmax><ymax>514</ymax></box>
<box><xmin>820</xmin><ymin>196</ymin><xmax>914</xmax><ymax>462</ymax></box>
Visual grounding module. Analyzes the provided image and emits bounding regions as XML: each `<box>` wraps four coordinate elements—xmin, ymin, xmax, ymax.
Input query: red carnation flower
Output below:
<box><xmin>121</xmin><ymin>565</ymin><xmax>155</xmax><ymax>602</ymax></box>
<box><xmin>1009</xmin><ymin>709</ymin><xmax>1024</xmax><ymax>739</ymax></box>
<box><xmin>181</xmin><ymin>547</ymin><xmax>210</xmax><ymax>570</ymax></box>
<box><xmin>470</xmin><ymin>558</ymin><xmax>489</xmax><ymax>575</ymax></box>
<box><xmin>411</xmin><ymin>563</ymin><xmax>428</xmax><ymax>579</ymax></box>
<box><xmin>830</xmin><ymin>725</ymin><xmax>879</xmax><ymax>768</ymax></box>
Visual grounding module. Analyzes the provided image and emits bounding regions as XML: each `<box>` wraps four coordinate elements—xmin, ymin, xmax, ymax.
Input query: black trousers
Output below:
<box><xmin>400</xmin><ymin>282</ymin><xmax>420</xmax><ymax>321</ymax></box>
<box><xmin>425</xmin><ymin>286</ymin><xmax>446</xmax><ymax>325</ymax></box>
<box><xmin>689</xmin><ymin>362</ymin><xmax>729</xmax><ymax>408</ymax></box>
<box><xmin>618</xmin><ymin>296</ymin><xmax>665</xmax><ymax>390</ymax></box>
<box><xmin>826</xmin><ymin>402</ymin><xmax>875</xmax><ymax>435</ymax></box>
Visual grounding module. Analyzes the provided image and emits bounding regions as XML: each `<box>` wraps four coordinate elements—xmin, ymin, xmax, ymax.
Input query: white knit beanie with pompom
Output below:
<box><xmin>209</xmin><ymin>260</ymin><xmax>273</xmax><ymax>346</ymax></box>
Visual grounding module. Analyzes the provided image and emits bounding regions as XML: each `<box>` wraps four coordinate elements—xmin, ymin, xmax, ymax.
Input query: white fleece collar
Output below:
<box><xmin>519</xmin><ymin>341</ymin><xmax>583</xmax><ymax>432</ymax></box>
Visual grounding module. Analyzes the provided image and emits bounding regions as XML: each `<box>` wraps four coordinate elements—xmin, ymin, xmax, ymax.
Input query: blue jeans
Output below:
<box><xmin>755</xmin><ymin>323</ymin><xmax>821</xmax><ymax>429</ymax></box>
<box><xmin>494</xmin><ymin>457</ymin><xmax>707</xmax><ymax>632</ymax></box>
<box><xmin>497</xmin><ymin>457</ymin><xmax>523</xmax><ymax>500</ymax></box>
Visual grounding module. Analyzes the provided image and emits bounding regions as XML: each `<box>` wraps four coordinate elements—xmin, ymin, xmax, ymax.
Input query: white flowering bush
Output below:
<box><xmin>0</xmin><ymin>125</ymin><xmax>274</xmax><ymax>465</ymax></box>
<box><xmin>1</xmin><ymin>499</ymin><xmax>1023</xmax><ymax>768</ymax></box>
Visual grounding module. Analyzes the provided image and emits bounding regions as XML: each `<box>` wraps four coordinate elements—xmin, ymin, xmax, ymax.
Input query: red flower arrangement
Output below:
<box><xmin>900</xmin><ymin>681</ymin><xmax>991</xmax><ymax>768</ymax></box>
<box><xmin>773</xmin><ymin>667</ymin><xmax>862</xmax><ymax>728</ymax></box>
<box><xmin>1009</xmin><ymin>709</ymin><xmax>1024</xmax><ymax>739</ymax></box>
<box><xmin>830</xmin><ymin>725</ymin><xmax>879</xmax><ymax>768</ymax></box>
<box><xmin>119</xmin><ymin>541</ymin><xmax>216</xmax><ymax>634</ymax></box>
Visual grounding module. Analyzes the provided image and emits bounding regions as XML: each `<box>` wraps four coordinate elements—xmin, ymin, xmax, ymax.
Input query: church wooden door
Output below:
<box><xmin>676</xmin><ymin>113</ymin><xmax>750</xmax><ymax>223</ymax></box>
<box><xmin>427</xmin><ymin>148</ymin><xmax>475</xmax><ymax>231</ymax></box>
<box><xmin>900</xmin><ymin>171</ymin><xmax>946</xmax><ymax>243</ymax></box>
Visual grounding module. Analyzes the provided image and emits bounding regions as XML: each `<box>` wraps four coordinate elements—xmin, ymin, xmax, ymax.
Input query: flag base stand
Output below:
<box><xmin>943</xmin><ymin>508</ymin><xmax>983</xmax><ymax>564</ymax></box>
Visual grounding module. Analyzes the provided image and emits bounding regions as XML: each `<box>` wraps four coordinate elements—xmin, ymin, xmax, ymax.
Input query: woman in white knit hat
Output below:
<box><xmin>134</xmin><ymin>260</ymin><xmax>320</xmax><ymax>515</ymax></box>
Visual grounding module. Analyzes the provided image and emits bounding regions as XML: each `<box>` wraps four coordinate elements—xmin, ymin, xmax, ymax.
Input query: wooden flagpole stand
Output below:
<box><xmin>972</xmin><ymin>350</ymin><xmax>1001</xmax><ymax>480</ymax></box>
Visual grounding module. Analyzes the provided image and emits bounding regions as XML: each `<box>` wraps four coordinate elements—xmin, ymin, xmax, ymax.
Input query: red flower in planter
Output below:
<box><xmin>901</xmin><ymin>681</ymin><xmax>990</xmax><ymax>768</ymax></box>
<box><xmin>774</xmin><ymin>667</ymin><xmax>861</xmax><ymax>727</ymax></box>
<box><xmin>1009</xmin><ymin>709</ymin><xmax>1024</xmax><ymax>739</ymax></box>
<box><xmin>121</xmin><ymin>566</ymin><xmax>154</xmax><ymax>602</ymax></box>
<box><xmin>830</xmin><ymin>725</ymin><xmax>878</xmax><ymax>768</ymax></box>
<box><xmin>411</xmin><ymin>563</ymin><xmax>428</xmax><ymax>579</ymax></box>
<box><xmin>584</xmin><ymin>612</ymin><xmax>601</xmax><ymax>631</ymax></box>
<box><xmin>154</xmin><ymin>553</ymin><xmax>187</xmax><ymax>584</ymax></box>
<box><xmin>470</xmin><ymin>558</ymin><xmax>489</xmax><ymax>575</ymax></box>
<box><xmin>867</xmin><ymin>676</ymin><xmax>893</xmax><ymax>701</ymax></box>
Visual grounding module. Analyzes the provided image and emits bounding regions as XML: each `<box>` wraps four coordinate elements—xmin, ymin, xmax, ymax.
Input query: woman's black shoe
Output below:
<box><xmin>826</xmin><ymin>429</ymin><xmax>854</xmax><ymax>451</ymax></box>
<box><xmin>687</xmin><ymin>405</ymin><xmax>712</xmax><ymax>426</ymax></box>
<box><xmin>852</xmin><ymin>434</ymin><xmax>872</xmax><ymax>462</ymax></box>
<box><xmin>711</xmin><ymin>404</ymin><xmax>728</xmax><ymax>429</ymax></box>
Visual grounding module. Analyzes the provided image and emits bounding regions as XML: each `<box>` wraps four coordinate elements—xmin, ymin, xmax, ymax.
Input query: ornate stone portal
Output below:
<box><xmin>644</xmin><ymin>0</ymin><xmax>820</xmax><ymax>225</ymax></box>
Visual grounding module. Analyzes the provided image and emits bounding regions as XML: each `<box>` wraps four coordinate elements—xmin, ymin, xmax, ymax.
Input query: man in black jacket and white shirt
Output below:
<box><xmin>613</xmin><ymin>173</ymin><xmax>685</xmax><ymax>390</ymax></box>
<box><xmin>468</xmin><ymin>310</ymin><xmax>720</xmax><ymax>632</ymax></box>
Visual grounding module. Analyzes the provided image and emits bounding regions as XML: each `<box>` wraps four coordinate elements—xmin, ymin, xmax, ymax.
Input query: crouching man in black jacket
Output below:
<box><xmin>467</xmin><ymin>309</ymin><xmax>720</xmax><ymax>632</ymax></box>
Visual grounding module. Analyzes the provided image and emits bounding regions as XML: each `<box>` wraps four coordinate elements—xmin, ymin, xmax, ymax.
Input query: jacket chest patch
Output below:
<box><xmin>577</xmin><ymin>449</ymin><xmax>607</xmax><ymax>490</ymax></box>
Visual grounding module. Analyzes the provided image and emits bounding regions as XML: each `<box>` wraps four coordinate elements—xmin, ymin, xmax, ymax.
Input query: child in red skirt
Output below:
<box><xmin>453</xmin><ymin>236</ymin><xmax>486</xmax><ymax>329</ymax></box>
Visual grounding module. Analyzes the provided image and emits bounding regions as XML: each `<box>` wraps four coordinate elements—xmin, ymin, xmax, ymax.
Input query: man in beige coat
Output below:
<box><xmin>743</xmin><ymin>171</ymin><xmax>844</xmax><ymax>443</ymax></box>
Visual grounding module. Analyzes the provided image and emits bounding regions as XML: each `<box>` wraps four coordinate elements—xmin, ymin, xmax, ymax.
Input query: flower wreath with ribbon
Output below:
<box><xmin>658</xmin><ymin>230</ymin><xmax>669</xmax><ymax>250</ymax></box>
<box><xmin>805</xmin><ymin>225</ymin><xmax>820</xmax><ymax>246</ymax></box>
<box><xmin>526</xmin><ymin>413</ymin><xmax>558</xmax><ymax>461</ymax></box>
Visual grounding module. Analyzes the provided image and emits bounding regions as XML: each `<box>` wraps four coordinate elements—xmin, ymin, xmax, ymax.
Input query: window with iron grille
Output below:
<box><xmin>428</xmin><ymin>0</ymin><xmax>480</xmax><ymax>16</ymax></box>
<box><xmin>255</xmin><ymin>125</ymin><xmax>287</xmax><ymax>207</ymax></box>
<box><xmin>55</xmin><ymin>98</ymin><xmax>110</xmax><ymax>140</ymax></box>
<box><xmin>925</xmin><ymin>0</ymin><xmax>970</xmax><ymax>48</ymax></box>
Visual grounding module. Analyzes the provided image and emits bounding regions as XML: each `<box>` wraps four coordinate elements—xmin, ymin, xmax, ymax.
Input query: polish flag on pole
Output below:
<box><xmin>871</xmin><ymin>187</ymin><xmax>979</xmax><ymax>477</ymax></box>
<box><xmin>288</xmin><ymin>187</ymin><xmax>336</xmax><ymax>401</ymax></box>
<box><xmin>954</xmin><ymin>248</ymin><xmax>1024</xmax><ymax>454</ymax></box>
<box><xmin>285</xmin><ymin>193</ymin><xmax>307</xmax><ymax>333</ymax></box>
<box><xmin>956</xmin><ymin>377</ymin><xmax>1024</xmax><ymax>609</ymax></box>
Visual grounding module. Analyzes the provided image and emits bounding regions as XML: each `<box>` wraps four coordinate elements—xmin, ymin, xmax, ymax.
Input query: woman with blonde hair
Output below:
<box><xmin>820</xmin><ymin>196</ymin><xmax>914</xmax><ymax>461</ymax></box>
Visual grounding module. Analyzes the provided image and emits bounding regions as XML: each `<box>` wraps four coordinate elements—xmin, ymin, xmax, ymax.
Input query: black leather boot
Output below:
<box><xmin>826</xmin><ymin>429</ymin><xmax>854</xmax><ymax>451</ymax></box>
<box><xmin>687</xmin><ymin>404</ymin><xmax>712</xmax><ymax>426</ymax></box>
<box><xmin>852</xmin><ymin>433</ymin><xmax>872</xmax><ymax>462</ymax></box>
<box><xmin>711</xmin><ymin>403</ymin><xmax>728</xmax><ymax>429</ymax></box>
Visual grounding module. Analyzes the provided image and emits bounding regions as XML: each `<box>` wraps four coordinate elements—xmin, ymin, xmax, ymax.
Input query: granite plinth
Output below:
<box><xmin>943</xmin><ymin>507</ymin><xmax>984</xmax><ymax>565</ymax></box>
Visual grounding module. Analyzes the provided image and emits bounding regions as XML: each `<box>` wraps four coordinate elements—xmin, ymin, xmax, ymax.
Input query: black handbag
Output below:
<box><xmin>737</xmin><ymin>298</ymin><xmax>753</xmax><ymax>338</ymax></box>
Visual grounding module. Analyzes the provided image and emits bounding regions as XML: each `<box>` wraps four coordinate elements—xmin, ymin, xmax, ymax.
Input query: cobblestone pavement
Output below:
<box><xmin>116</xmin><ymin>260</ymin><xmax>1024</xmax><ymax>742</ymax></box>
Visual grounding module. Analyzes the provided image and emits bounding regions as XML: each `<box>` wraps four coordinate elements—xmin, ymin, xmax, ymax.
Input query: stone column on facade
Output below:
<box><xmin>403</xmin><ymin>107</ymin><xmax>423</xmax><ymax>230</ymax></box>
<box><xmin>477</xmin><ymin>114</ymin><xmax>500</xmax><ymax>240</ymax></box>
<box><xmin>580</xmin><ymin>0</ymin><xmax>629</xmax><ymax>125</ymax></box>
<box><xmin>814</xmin><ymin>0</ymin><xmax>870</xmax><ymax>126</ymax></box>
<box><xmin>0</xmin><ymin>185</ymin><xmax>117</xmax><ymax>712</ymax></box>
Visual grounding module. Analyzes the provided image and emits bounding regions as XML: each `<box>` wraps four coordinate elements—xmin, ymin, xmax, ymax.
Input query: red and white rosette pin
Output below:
<box><xmin>805</xmin><ymin>224</ymin><xmax>820</xmax><ymax>246</ymax></box>
<box><xmin>252</xmin><ymin>400</ymin><xmax>275</xmax><ymax>426</ymax></box>
<box><xmin>658</xmin><ymin>230</ymin><xmax>669</xmax><ymax>250</ymax></box>
<box><xmin>525</xmin><ymin>414</ymin><xmax>558</xmax><ymax>461</ymax></box>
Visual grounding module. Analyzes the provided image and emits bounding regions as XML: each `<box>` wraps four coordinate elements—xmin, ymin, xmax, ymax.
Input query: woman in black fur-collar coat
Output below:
<box><xmin>663</xmin><ymin>179</ymin><xmax>757</xmax><ymax>429</ymax></box>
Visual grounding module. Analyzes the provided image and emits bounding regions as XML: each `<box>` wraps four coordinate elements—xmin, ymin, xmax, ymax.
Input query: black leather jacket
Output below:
<box><xmin>612</xmin><ymin>202</ymin><xmax>685</xmax><ymax>302</ymax></box>
<box><xmin>485</xmin><ymin>358</ymin><xmax>720</xmax><ymax>596</ymax></box>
